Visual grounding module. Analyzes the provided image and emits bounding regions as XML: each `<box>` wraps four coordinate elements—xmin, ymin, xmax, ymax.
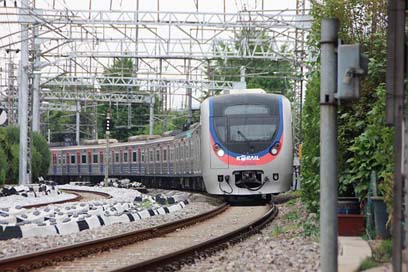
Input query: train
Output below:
<box><xmin>48</xmin><ymin>89</ymin><xmax>293</xmax><ymax>199</ymax></box>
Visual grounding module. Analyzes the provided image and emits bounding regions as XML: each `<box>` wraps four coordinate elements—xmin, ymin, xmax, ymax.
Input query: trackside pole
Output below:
<box><xmin>320</xmin><ymin>18</ymin><xmax>339</xmax><ymax>272</ymax></box>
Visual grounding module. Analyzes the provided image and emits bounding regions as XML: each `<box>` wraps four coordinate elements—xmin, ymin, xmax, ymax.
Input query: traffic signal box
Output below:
<box><xmin>104</xmin><ymin>118</ymin><xmax>113</xmax><ymax>131</ymax></box>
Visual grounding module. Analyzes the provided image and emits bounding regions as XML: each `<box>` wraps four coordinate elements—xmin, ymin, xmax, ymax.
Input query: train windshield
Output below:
<box><xmin>213</xmin><ymin>104</ymin><xmax>280</xmax><ymax>154</ymax></box>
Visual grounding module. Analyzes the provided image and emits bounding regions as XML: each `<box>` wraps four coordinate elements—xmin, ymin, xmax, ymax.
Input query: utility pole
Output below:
<box><xmin>76</xmin><ymin>101</ymin><xmax>80</xmax><ymax>145</ymax></box>
<box><xmin>149</xmin><ymin>93</ymin><xmax>155</xmax><ymax>135</ymax></box>
<box><xmin>320</xmin><ymin>18</ymin><xmax>339</xmax><ymax>272</ymax></box>
<box><xmin>386</xmin><ymin>0</ymin><xmax>405</xmax><ymax>270</ymax></box>
<box><xmin>104</xmin><ymin>109</ymin><xmax>112</xmax><ymax>187</ymax></box>
<box><xmin>32</xmin><ymin>25</ymin><xmax>41</xmax><ymax>132</ymax></box>
<box><xmin>18</xmin><ymin>0</ymin><xmax>30</xmax><ymax>185</ymax></box>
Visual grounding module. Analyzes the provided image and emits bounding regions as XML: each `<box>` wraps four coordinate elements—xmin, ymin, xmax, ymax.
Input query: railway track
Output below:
<box><xmin>21</xmin><ymin>189</ymin><xmax>110</xmax><ymax>209</ymax></box>
<box><xmin>0</xmin><ymin>202</ymin><xmax>277</xmax><ymax>272</ymax></box>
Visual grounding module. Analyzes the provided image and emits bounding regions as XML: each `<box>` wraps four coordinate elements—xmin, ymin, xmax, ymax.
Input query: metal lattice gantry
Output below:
<box><xmin>0</xmin><ymin>0</ymin><xmax>312</xmax><ymax>184</ymax></box>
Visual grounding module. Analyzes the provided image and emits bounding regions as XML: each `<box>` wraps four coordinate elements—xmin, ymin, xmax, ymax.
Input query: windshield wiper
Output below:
<box><xmin>237</xmin><ymin>130</ymin><xmax>254</xmax><ymax>151</ymax></box>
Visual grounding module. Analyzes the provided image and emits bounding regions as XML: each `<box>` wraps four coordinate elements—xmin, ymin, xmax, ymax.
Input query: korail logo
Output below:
<box><xmin>236</xmin><ymin>155</ymin><xmax>260</xmax><ymax>161</ymax></box>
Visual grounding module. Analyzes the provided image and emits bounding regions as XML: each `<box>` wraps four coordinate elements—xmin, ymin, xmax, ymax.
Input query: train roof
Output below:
<box><xmin>222</xmin><ymin>88</ymin><xmax>266</xmax><ymax>95</ymax></box>
<box><xmin>49</xmin><ymin>124</ymin><xmax>201</xmax><ymax>151</ymax></box>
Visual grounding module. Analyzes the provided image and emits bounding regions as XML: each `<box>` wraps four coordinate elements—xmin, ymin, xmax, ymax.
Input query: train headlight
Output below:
<box><xmin>217</xmin><ymin>148</ymin><xmax>225</xmax><ymax>157</ymax></box>
<box><xmin>213</xmin><ymin>144</ymin><xmax>225</xmax><ymax>157</ymax></box>
<box><xmin>270</xmin><ymin>142</ymin><xmax>281</xmax><ymax>156</ymax></box>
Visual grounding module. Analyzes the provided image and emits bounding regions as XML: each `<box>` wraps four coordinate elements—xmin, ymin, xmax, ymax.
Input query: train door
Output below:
<box><xmin>210</xmin><ymin>116</ymin><xmax>229</xmax><ymax>169</ymax></box>
<box><xmin>77</xmin><ymin>151</ymin><xmax>81</xmax><ymax>175</ymax></box>
<box><xmin>88</xmin><ymin>150</ymin><xmax>92</xmax><ymax>174</ymax></box>
<box><xmin>52</xmin><ymin>152</ymin><xmax>57</xmax><ymax>175</ymax></box>
<box><xmin>128</xmin><ymin>147</ymin><xmax>133</xmax><ymax>175</ymax></box>
<box><xmin>99</xmin><ymin>149</ymin><xmax>104</xmax><ymax>175</ymax></box>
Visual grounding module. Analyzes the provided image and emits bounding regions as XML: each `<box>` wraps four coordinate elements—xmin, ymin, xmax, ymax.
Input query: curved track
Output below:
<box><xmin>21</xmin><ymin>189</ymin><xmax>110</xmax><ymax>209</ymax></box>
<box><xmin>0</xmin><ymin>203</ymin><xmax>229</xmax><ymax>272</ymax></box>
<box><xmin>0</xmin><ymin>199</ymin><xmax>277</xmax><ymax>272</ymax></box>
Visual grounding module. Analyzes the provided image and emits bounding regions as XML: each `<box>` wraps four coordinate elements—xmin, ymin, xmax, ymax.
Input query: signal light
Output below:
<box><xmin>105</xmin><ymin>118</ymin><xmax>113</xmax><ymax>131</ymax></box>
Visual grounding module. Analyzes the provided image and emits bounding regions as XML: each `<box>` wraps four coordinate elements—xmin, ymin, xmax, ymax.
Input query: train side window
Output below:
<box><xmin>123</xmin><ymin>152</ymin><xmax>128</xmax><ymax>163</ymax></box>
<box><xmin>163</xmin><ymin>149</ymin><xmax>167</xmax><ymax>162</ymax></box>
<box><xmin>149</xmin><ymin>149</ymin><xmax>154</xmax><ymax>162</ymax></box>
<box><xmin>81</xmin><ymin>154</ymin><xmax>87</xmax><ymax>164</ymax></box>
<box><xmin>93</xmin><ymin>154</ymin><xmax>98</xmax><ymax>164</ymax></box>
<box><xmin>71</xmin><ymin>155</ymin><xmax>76</xmax><ymax>164</ymax></box>
<box><xmin>58</xmin><ymin>155</ymin><xmax>62</xmax><ymax>165</ymax></box>
<box><xmin>115</xmin><ymin>152</ymin><xmax>120</xmax><ymax>163</ymax></box>
<box><xmin>132</xmin><ymin>151</ymin><xmax>137</xmax><ymax>162</ymax></box>
<box><xmin>156</xmin><ymin>149</ymin><xmax>160</xmax><ymax>162</ymax></box>
<box><xmin>141</xmin><ymin>150</ymin><xmax>145</xmax><ymax>162</ymax></box>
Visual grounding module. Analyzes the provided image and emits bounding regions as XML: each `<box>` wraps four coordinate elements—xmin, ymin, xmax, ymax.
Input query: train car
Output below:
<box><xmin>48</xmin><ymin>125</ymin><xmax>204</xmax><ymax>191</ymax></box>
<box><xmin>200</xmin><ymin>89</ymin><xmax>293</xmax><ymax>196</ymax></box>
<box><xmin>48</xmin><ymin>89</ymin><xmax>293</xmax><ymax>198</ymax></box>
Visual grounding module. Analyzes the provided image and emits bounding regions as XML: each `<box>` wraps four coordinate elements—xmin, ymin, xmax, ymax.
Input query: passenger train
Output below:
<box><xmin>48</xmin><ymin>89</ymin><xmax>293</xmax><ymax>198</ymax></box>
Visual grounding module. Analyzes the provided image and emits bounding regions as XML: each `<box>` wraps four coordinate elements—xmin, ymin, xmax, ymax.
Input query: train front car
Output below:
<box><xmin>200</xmin><ymin>90</ymin><xmax>293</xmax><ymax>198</ymax></box>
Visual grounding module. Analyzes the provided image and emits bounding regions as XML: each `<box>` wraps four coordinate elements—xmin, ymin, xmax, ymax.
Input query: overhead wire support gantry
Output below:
<box><xmin>0</xmin><ymin>0</ymin><xmax>312</xmax><ymax>184</ymax></box>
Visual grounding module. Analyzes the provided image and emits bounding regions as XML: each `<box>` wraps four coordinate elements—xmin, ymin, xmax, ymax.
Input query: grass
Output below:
<box><xmin>270</xmin><ymin>226</ymin><xmax>284</xmax><ymax>237</ymax></box>
<box><xmin>372</xmin><ymin>239</ymin><xmax>392</xmax><ymax>262</ymax></box>
<box><xmin>357</xmin><ymin>239</ymin><xmax>392</xmax><ymax>271</ymax></box>
<box><xmin>283</xmin><ymin>210</ymin><xmax>299</xmax><ymax>221</ymax></box>
<box><xmin>140</xmin><ymin>199</ymin><xmax>154</xmax><ymax>209</ymax></box>
<box><xmin>358</xmin><ymin>257</ymin><xmax>379</xmax><ymax>271</ymax></box>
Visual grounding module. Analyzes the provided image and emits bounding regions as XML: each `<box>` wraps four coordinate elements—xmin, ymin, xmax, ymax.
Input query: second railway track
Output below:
<box><xmin>0</xmin><ymin>202</ymin><xmax>277</xmax><ymax>272</ymax></box>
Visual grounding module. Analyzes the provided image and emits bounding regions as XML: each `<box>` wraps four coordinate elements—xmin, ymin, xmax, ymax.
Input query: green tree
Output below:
<box><xmin>0</xmin><ymin>146</ymin><xmax>7</xmax><ymax>184</ymax></box>
<box><xmin>301</xmin><ymin>0</ymin><xmax>390</xmax><ymax>212</ymax></box>
<box><xmin>33</xmin><ymin>131</ymin><xmax>51</xmax><ymax>177</ymax></box>
<box><xmin>0</xmin><ymin>126</ymin><xmax>50</xmax><ymax>183</ymax></box>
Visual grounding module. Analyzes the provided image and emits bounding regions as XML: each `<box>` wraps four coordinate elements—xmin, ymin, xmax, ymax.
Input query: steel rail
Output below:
<box><xmin>0</xmin><ymin>202</ymin><xmax>228</xmax><ymax>272</ymax></box>
<box><xmin>112</xmin><ymin>204</ymin><xmax>278</xmax><ymax>272</ymax></box>
<box><xmin>21</xmin><ymin>189</ymin><xmax>111</xmax><ymax>209</ymax></box>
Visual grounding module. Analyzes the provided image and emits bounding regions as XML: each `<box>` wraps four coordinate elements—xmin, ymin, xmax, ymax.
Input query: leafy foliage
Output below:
<box><xmin>301</xmin><ymin>0</ymin><xmax>391</xmax><ymax>212</ymax></box>
<box><xmin>0</xmin><ymin>126</ymin><xmax>50</xmax><ymax>183</ymax></box>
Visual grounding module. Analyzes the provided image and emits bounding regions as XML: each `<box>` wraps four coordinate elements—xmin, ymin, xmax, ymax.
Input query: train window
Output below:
<box><xmin>58</xmin><ymin>155</ymin><xmax>62</xmax><ymax>165</ymax></box>
<box><xmin>93</xmin><ymin>154</ymin><xmax>98</xmax><ymax>164</ymax></box>
<box><xmin>229</xmin><ymin>116</ymin><xmax>277</xmax><ymax>142</ymax></box>
<box><xmin>123</xmin><ymin>152</ymin><xmax>128</xmax><ymax>163</ymax></box>
<box><xmin>163</xmin><ymin>149</ymin><xmax>167</xmax><ymax>162</ymax></box>
<box><xmin>115</xmin><ymin>152</ymin><xmax>120</xmax><ymax>163</ymax></box>
<box><xmin>141</xmin><ymin>151</ymin><xmax>145</xmax><ymax>162</ymax></box>
<box><xmin>81</xmin><ymin>154</ymin><xmax>87</xmax><ymax>164</ymax></box>
<box><xmin>149</xmin><ymin>149</ymin><xmax>154</xmax><ymax>162</ymax></box>
<box><xmin>212</xmin><ymin>117</ymin><xmax>227</xmax><ymax>142</ymax></box>
<box><xmin>156</xmin><ymin>149</ymin><xmax>160</xmax><ymax>162</ymax></box>
<box><xmin>132</xmin><ymin>151</ymin><xmax>137</xmax><ymax>162</ymax></box>
<box><xmin>71</xmin><ymin>155</ymin><xmax>76</xmax><ymax>164</ymax></box>
<box><xmin>224</xmin><ymin>104</ymin><xmax>269</xmax><ymax>115</ymax></box>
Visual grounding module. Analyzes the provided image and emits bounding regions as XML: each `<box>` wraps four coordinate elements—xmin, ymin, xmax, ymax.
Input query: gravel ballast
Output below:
<box><xmin>0</xmin><ymin>190</ymin><xmax>221</xmax><ymax>259</ymax></box>
<box><xmin>178</xmin><ymin>197</ymin><xmax>320</xmax><ymax>272</ymax></box>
